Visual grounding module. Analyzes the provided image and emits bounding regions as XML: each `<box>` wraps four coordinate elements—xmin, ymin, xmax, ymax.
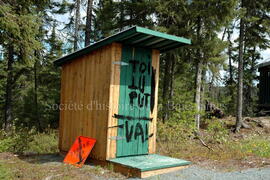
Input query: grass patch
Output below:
<box><xmin>0</xmin><ymin>163</ymin><xmax>13</xmax><ymax>180</ymax></box>
<box><xmin>0</xmin><ymin>129</ymin><xmax>58</xmax><ymax>154</ymax></box>
<box><xmin>233</xmin><ymin>137</ymin><xmax>270</xmax><ymax>158</ymax></box>
<box><xmin>27</xmin><ymin>132</ymin><xmax>58</xmax><ymax>154</ymax></box>
<box><xmin>0</xmin><ymin>153</ymin><xmax>123</xmax><ymax>180</ymax></box>
<box><xmin>157</xmin><ymin>119</ymin><xmax>270</xmax><ymax>162</ymax></box>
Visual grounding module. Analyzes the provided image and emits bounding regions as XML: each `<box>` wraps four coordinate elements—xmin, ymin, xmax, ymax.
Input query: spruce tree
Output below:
<box><xmin>0</xmin><ymin>0</ymin><xmax>45</xmax><ymax>131</ymax></box>
<box><xmin>156</xmin><ymin>0</ymin><xmax>237</xmax><ymax>129</ymax></box>
<box><xmin>85</xmin><ymin>0</ymin><xmax>94</xmax><ymax>46</ymax></box>
<box><xmin>235</xmin><ymin>0</ymin><xmax>270</xmax><ymax>131</ymax></box>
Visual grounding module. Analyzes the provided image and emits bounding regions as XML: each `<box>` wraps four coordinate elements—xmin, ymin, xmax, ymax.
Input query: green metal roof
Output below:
<box><xmin>54</xmin><ymin>26</ymin><xmax>191</xmax><ymax>66</ymax></box>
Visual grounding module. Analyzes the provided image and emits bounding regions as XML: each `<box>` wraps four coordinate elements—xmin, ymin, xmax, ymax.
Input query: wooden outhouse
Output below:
<box><xmin>54</xmin><ymin>26</ymin><xmax>191</xmax><ymax>177</ymax></box>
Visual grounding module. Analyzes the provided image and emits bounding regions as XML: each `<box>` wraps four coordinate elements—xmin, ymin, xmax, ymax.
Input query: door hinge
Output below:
<box><xmin>113</xmin><ymin>61</ymin><xmax>129</xmax><ymax>66</ymax></box>
<box><xmin>109</xmin><ymin>136</ymin><xmax>125</xmax><ymax>140</ymax></box>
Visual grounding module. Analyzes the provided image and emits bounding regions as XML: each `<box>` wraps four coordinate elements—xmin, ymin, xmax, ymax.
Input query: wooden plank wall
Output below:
<box><xmin>59</xmin><ymin>44</ymin><xmax>159</xmax><ymax>160</ymax></box>
<box><xmin>59</xmin><ymin>43</ymin><xmax>120</xmax><ymax>160</ymax></box>
<box><xmin>106</xmin><ymin>43</ymin><xmax>122</xmax><ymax>159</ymax></box>
<box><xmin>149</xmin><ymin>49</ymin><xmax>160</xmax><ymax>154</ymax></box>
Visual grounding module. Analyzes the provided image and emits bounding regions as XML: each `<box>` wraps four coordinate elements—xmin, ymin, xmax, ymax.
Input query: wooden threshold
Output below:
<box><xmin>59</xmin><ymin>151</ymin><xmax>191</xmax><ymax>178</ymax></box>
<box><xmin>92</xmin><ymin>159</ymin><xmax>189</xmax><ymax>178</ymax></box>
<box><xmin>140</xmin><ymin>165</ymin><xmax>189</xmax><ymax>178</ymax></box>
<box><xmin>112</xmin><ymin>162</ymin><xmax>189</xmax><ymax>178</ymax></box>
<box><xmin>108</xmin><ymin>154</ymin><xmax>191</xmax><ymax>178</ymax></box>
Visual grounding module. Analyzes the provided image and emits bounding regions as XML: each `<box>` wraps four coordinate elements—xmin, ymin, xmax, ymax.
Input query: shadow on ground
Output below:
<box><xmin>18</xmin><ymin>153</ymin><xmax>63</xmax><ymax>164</ymax></box>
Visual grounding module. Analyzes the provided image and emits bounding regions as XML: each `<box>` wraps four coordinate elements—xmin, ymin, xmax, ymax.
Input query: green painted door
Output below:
<box><xmin>116</xmin><ymin>45</ymin><xmax>152</xmax><ymax>157</ymax></box>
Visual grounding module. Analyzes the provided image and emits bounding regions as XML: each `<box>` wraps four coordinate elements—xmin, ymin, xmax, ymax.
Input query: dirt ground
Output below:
<box><xmin>1</xmin><ymin>116</ymin><xmax>270</xmax><ymax>179</ymax></box>
<box><xmin>199</xmin><ymin>116</ymin><xmax>270</xmax><ymax>170</ymax></box>
<box><xmin>0</xmin><ymin>152</ymin><xmax>124</xmax><ymax>180</ymax></box>
<box><xmin>1</xmin><ymin>152</ymin><xmax>270</xmax><ymax>180</ymax></box>
<box><xmin>156</xmin><ymin>116</ymin><xmax>270</xmax><ymax>172</ymax></box>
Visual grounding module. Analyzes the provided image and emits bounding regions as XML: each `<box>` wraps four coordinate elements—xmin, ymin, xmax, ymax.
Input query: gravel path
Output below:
<box><xmin>10</xmin><ymin>154</ymin><xmax>270</xmax><ymax>180</ymax></box>
<box><xmin>141</xmin><ymin>165</ymin><xmax>270</xmax><ymax>180</ymax></box>
<box><xmin>40</xmin><ymin>155</ymin><xmax>270</xmax><ymax>180</ymax></box>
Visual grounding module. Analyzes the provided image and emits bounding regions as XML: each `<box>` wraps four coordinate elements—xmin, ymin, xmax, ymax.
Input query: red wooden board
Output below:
<box><xmin>63</xmin><ymin>136</ymin><xmax>96</xmax><ymax>167</ymax></box>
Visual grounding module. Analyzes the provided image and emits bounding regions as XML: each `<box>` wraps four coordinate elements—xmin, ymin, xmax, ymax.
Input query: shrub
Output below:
<box><xmin>0</xmin><ymin>127</ymin><xmax>58</xmax><ymax>154</ymax></box>
<box><xmin>27</xmin><ymin>131</ymin><xmax>58</xmax><ymax>154</ymax></box>
<box><xmin>205</xmin><ymin>118</ymin><xmax>229</xmax><ymax>143</ymax></box>
<box><xmin>0</xmin><ymin>128</ymin><xmax>33</xmax><ymax>153</ymax></box>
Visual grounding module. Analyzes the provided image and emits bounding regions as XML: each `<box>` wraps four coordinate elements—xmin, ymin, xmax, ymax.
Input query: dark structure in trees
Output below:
<box><xmin>258</xmin><ymin>61</ymin><xmax>270</xmax><ymax>111</ymax></box>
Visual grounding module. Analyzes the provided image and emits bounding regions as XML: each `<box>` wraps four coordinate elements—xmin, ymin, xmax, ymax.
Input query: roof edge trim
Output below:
<box><xmin>54</xmin><ymin>26</ymin><xmax>191</xmax><ymax>66</ymax></box>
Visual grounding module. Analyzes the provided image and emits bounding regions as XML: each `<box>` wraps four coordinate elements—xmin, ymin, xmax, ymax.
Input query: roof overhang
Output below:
<box><xmin>54</xmin><ymin>26</ymin><xmax>191</xmax><ymax>66</ymax></box>
<box><xmin>257</xmin><ymin>61</ymin><xmax>270</xmax><ymax>69</ymax></box>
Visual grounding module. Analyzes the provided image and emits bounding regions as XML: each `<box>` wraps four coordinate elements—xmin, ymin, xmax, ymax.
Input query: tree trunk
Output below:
<box><xmin>162</xmin><ymin>54</ymin><xmax>172</xmax><ymax>123</ymax></box>
<box><xmin>209</xmin><ymin>74</ymin><xmax>214</xmax><ymax>99</ymax></box>
<box><xmin>194</xmin><ymin>16</ymin><xmax>202</xmax><ymax>131</ymax></box>
<box><xmin>245</xmin><ymin>46</ymin><xmax>256</xmax><ymax>115</ymax></box>
<box><xmin>200</xmin><ymin>67</ymin><xmax>206</xmax><ymax>112</ymax></box>
<box><xmin>227</xmin><ymin>27</ymin><xmax>235</xmax><ymax>115</ymax></box>
<box><xmin>235</xmin><ymin>5</ymin><xmax>245</xmax><ymax>132</ymax></box>
<box><xmin>34</xmin><ymin>59</ymin><xmax>41</xmax><ymax>131</ymax></box>
<box><xmin>221</xmin><ymin>27</ymin><xmax>227</xmax><ymax>41</ymax></box>
<box><xmin>85</xmin><ymin>0</ymin><xmax>93</xmax><ymax>47</ymax></box>
<box><xmin>227</xmin><ymin>28</ymin><xmax>233</xmax><ymax>85</ymax></box>
<box><xmin>74</xmin><ymin>0</ymin><xmax>81</xmax><ymax>51</ymax></box>
<box><xmin>169</xmin><ymin>54</ymin><xmax>175</xmax><ymax>100</ymax></box>
<box><xmin>4</xmin><ymin>45</ymin><xmax>14</xmax><ymax>131</ymax></box>
<box><xmin>195</xmin><ymin>61</ymin><xmax>203</xmax><ymax>131</ymax></box>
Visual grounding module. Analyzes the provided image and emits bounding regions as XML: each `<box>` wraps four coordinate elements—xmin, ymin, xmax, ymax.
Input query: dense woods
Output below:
<box><xmin>0</xmin><ymin>0</ymin><xmax>270</xmax><ymax>134</ymax></box>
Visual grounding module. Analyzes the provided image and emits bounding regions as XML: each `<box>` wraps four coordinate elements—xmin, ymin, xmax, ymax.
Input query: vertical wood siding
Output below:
<box><xmin>59</xmin><ymin>43</ymin><xmax>118</xmax><ymax>160</ymax></box>
<box><xmin>149</xmin><ymin>50</ymin><xmax>160</xmax><ymax>154</ymax></box>
<box><xmin>59</xmin><ymin>43</ymin><xmax>159</xmax><ymax>160</ymax></box>
<box><xmin>106</xmin><ymin>43</ymin><xmax>122</xmax><ymax>159</ymax></box>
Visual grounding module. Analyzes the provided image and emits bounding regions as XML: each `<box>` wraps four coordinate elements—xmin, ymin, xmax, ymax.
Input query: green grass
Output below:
<box><xmin>0</xmin><ymin>129</ymin><xmax>123</xmax><ymax>179</ymax></box>
<box><xmin>233</xmin><ymin>137</ymin><xmax>270</xmax><ymax>158</ymax></box>
<box><xmin>157</xmin><ymin>120</ymin><xmax>270</xmax><ymax>162</ymax></box>
<box><xmin>27</xmin><ymin>132</ymin><xmax>58</xmax><ymax>154</ymax></box>
<box><xmin>0</xmin><ymin>163</ymin><xmax>13</xmax><ymax>180</ymax></box>
<box><xmin>0</xmin><ymin>153</ymin><xmax>123</xmax><ymax>180</ymax></box>
<box><xmin>0</xmin><ymin>119</ymin><xmax>269</xmax><ymax>178</ymax></box>
<box><xmin>0</xmin><ymin>129</ymin><xmax>58</xmax><ymax>154</ymax></box>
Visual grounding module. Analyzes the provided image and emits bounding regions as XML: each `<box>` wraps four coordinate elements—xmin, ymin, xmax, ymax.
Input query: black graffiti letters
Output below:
<box><xmin>134</xmin><ymin>123</ymin><xmax>144</xmax><ymax>142</ymax></box>
<box><xmin>119</xmin><ymin>56</ymin><xmax>155</xmax><ymax>144</ymax></box>
<box><xmin>129</xmin><ymin>91</ymin><xmax>151</xmax><ymax>108</ymax></box>
<box><xmin>150</xmin><ymin>67</ymin><xmax>156</xmax><ymax>113</ymax></box>
<box><xmin>125</xmin><ymin>121</ymin><xmax>133</xmax><ymax>143</ymax></box>
<box><xmin>129</xmin><ymin>91</ymin><xmax>137</xmax><ymax>105</ymax></box>
<box><xmin>129</xmin><ymin>60</ymin><xmax>139</xmax><ymax>73</ymax></box>
<box><xmin>138</xmin><ymin>93</ymin><xmax>145</xmax><ymax>108</ymax></box>
<box><xmin>138</xmin><ymin>75</ymin><xmax>145</xmax><ymax>93</ymax></box>
<box><xmin>128</xmin><ymin>59</ymin><xmax>151</xmax><ymax>108</ymax></box>
<box><xmin>124</xmin><ymin>121</ymin><xmax>149</xmax><ymax>143</ymax></box>
<box><xmin>144</xmin><ymin>123</ymin><xmax>149</xmax><ymax>141</ymax></box>
<box><xmin>139</xmin><ymin>62</ymin><xmax>146</xmax><ymax>73</ymax></box>
<box><xmin>128</xmin><ymin>76</ymin><xmax>137</xmax><ymax>90</ymax></box>
<box><xmin>113</xmin><ymin>114</ymin><xmax>153</xmax><ymax>121</ymax></box>
<box><xmin>144</xmin><ymin>93</ymin><xmax>150</xmax><ymax>107</ymax></box>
